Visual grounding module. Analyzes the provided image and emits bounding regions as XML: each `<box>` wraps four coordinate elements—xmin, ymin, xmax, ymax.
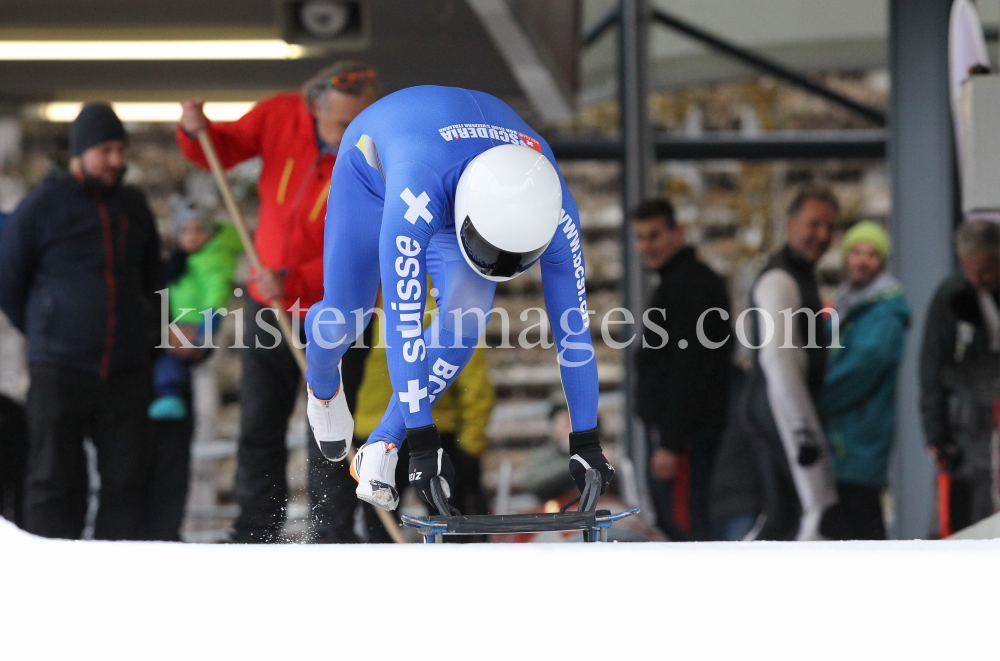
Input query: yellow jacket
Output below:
<box><xmin>353</xmin><ymin>281</ymin><xmax>495</xmax><ymax>457</ymax></box>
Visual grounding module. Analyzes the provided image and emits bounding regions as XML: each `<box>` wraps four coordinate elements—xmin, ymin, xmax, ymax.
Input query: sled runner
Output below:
<box><xmin>401</xmin><ymin>468</ymin><xmax>639</xmax><ymax>543</ymax></box>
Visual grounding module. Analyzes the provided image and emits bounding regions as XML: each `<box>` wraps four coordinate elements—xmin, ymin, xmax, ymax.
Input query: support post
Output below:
<box><xmin>888</xmin><ymin>0</ymin><xmax>955</xmax><ymax>539</ymax></box>
<box><xmin>618</xmin><ymin>0</ymin><xmax>653</xmax><ymax>499</ymax></box>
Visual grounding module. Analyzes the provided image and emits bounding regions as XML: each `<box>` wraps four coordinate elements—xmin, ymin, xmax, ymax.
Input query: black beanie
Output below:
<box><xmin>70</xmin><ymin>103</ymin><xmax>126</xmax><ymax>156</ymax></box>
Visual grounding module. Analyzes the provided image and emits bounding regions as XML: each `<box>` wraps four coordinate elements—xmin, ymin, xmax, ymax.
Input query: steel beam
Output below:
<box><xmin>583</xmin><ymin>7</ymin><xmax>888</xmax><ymax>126</ymax></box>
<box><xmin>651</xmin><ymin>9</ymin><xmax>886</xmax><ymax>126</ymax></box>
<box><xmin>888</xmin><ymin>0</ymin><xmax>954</xmax><ymax>540</ymax></box>
<box><xmin>548</xmin><ymin>129</ymin><xmax>887</xmax><ymax>161</ymax></box>
<box><xmin>465</xmin><ymin>0</ymin><xmax>574</xmax><ymax>122</ymax></box>
<box><xmin>618</xmin><ymin>0</ymin><xmax>653</xmax><ymax>502</ymax></box>
<box><xmin>582</xmin><ymin>1</ymin><xmax>620</xmax><ymax>47</ymax></box>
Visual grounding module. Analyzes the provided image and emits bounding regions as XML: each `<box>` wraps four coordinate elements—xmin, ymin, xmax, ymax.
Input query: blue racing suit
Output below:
<box><xmin>305</xmin><ymin>86</ymin><xmax>597</xmax><ymax>447</ymax></box>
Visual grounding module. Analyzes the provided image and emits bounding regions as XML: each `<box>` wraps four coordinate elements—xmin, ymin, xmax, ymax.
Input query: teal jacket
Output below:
<box><xmin>819</xmin><ymin>272</ymin><xmax>910</xmax><ymax>488</ymax></box>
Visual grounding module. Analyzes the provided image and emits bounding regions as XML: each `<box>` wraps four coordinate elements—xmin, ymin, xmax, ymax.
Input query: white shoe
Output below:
<box><xmin>307</xmin><ymin>363</ymin><xmax>354</xmax><ymax>462</ymax></box>
<box><xmin>351</xmin><ymin>441</ymin><xmax>400</xmax><ymax>511</ymax></box>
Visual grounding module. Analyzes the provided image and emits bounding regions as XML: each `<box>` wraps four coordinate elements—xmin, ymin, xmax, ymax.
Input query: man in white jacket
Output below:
<box><xmin>735</xmin><ymin>187</ymin><xmax>840</xmax><ymax>541</ymax></box>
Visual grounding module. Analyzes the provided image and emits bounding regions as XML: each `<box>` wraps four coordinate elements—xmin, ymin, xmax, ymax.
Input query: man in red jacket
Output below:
<box><xmin>177</xmin><ymin>61</ymin><xmax>377</xmax><ymax>543</ymax></box>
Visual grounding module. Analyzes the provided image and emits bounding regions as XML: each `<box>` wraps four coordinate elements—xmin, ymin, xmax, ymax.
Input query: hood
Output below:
<box><xmin>834</xmin><ymin>270</ymin><xmax>910</xmax><ymax>325</ymax></box>
<box><xmin>205</xmin><ymin>223</ymin><xmax>245</xmax><ymax>257</ymax></box>
<box><xmin>44</xmin><ymin>162</ymin><xmax>78</xmax><ymax>188</ymax></box>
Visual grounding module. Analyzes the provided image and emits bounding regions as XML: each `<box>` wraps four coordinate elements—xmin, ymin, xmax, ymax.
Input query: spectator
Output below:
<box><xmin>0</xmin><ymin>208</ymin><xmax>29</xmax><ymax>528</ymax></box>
<box><xmin>921</xmin><ymin>219</ymin><xmax>1000</xmax><ymax>534</ymax></box>
<box><xmin>151</xmin><ymin>199</ymin><xmax>242</xmax><ymax>421</ymax></box>
<box><xmin>177</xmin><ymin>61</ymin><xmax>378</xmax><ymax>543</ymax></box>
<box><xmin>0</xmin><ymin>103</ymin><xmax>161</xmax><ymax>540</ymax></box>
<box><xmin>708</xmin><ymin>366</ymin><xmax>758</xmax><ymax>541</ymax></box>
<box><xmin>353</xmin><ymin>282</ymin><xmax>495</xmax><ymax>541</ymax></box>
<box><xmin>631</xmin><ymin>199</ymin><xmax>732</xmax><ymax>541</ymax></box>
<box><xmin>818</xmin><ymin>221</ymin><xmax>910</xmax><ymax>540</ymax></box>
<box><xmin>144</xmin><ymin>198</ymin><xmax>243</xmax><ymax>541</ymax></box>
<box><xmin>0</xmin><ymin>302</ymin><xmax>28</xmax><ymax>526</ymax></box>
<box><xmin>519</xmin><ymin>403</ymin><xmax>578</xmax><ymax>502</ymax></box>
<box><xmin>722</xmin><ymin>187</ymin><xmax>840</xmax><ymax>541</ymax></box>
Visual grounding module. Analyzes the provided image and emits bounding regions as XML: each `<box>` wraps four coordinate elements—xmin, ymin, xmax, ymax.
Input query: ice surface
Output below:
<box><xmin>1</xmin><ymin>518</ymin><xmax>997</xmax><ymax>659</ymax></box>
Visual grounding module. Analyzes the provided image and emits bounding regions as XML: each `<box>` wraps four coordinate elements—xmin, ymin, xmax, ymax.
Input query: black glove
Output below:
<box><xmin>407</xmin><ymin>425</ymin><xmax>456</xmax><ymax>508</ymax></box>
<box><xmin>568</xmin><ymin>427</ymin><xmax>615</xmax><ymax>495</ymax></box>
<box><xmin>935</xmin><ymin>441</ymin><xmax>964</xmax><ymax>474</ymax></box>
<box><xmin>794</xmin><ymin>429</ymin><xmax>823</xmax><ymax>467</ymax></box>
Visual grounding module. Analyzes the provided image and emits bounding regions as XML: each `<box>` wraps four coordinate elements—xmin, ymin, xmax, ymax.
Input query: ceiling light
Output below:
<box><xmin>36</xmin><ymin>102</ymin><xmax>256</xmax><ymax>123</ymax></box>
<box><xmin>0</xmin><ymin>40</ymin><xmax>305</xmax><ymax>60</ymax></box>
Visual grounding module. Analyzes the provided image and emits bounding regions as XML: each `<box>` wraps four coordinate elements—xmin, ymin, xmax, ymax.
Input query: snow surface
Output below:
<box><xmin>1</xmin><ymin>518</ymin><xmax>997</xmax><ymax>660</ymax></box>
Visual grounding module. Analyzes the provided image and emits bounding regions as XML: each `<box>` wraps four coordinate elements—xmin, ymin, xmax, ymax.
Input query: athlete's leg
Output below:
<box><xmin>305</xmin><ymin>145</ymin><xmax>384</xmax><ymax>400</ymax></box>
<box><xmin>367</xmin><ymin>231</ymin><xmax>497</xmax><ymax>446</ymax></box>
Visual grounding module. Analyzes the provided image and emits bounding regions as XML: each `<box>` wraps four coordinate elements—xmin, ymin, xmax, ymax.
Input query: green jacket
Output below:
<box><xmin>169</xmin><ymin>224</ymin><xmax>243</xmax><ymax>325</ymax></box>
<box><xmin>819</xmin><ymin>272</ymin><xmax>910</xmax><ymax>487</ymax></box>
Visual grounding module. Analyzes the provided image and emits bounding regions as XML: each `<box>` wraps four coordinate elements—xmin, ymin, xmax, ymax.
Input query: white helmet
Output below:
<box><xmin>455</xmin><ymin>144</ymin><xmax>562</xmax><ymax>282</ymax></box>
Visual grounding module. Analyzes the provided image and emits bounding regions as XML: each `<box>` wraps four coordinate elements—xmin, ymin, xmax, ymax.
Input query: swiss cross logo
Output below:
<box><xmin>519</xmin><ymin>133</ymin><xmax>542</xmax><ymax>152</ymax></box>
<box><xmin>399</xmin><ymin>379</ymin><xmax>428</xmax><ymax>414</ymax></box>
<box><xmin>400</xmin><ymin>188</ymin><xmax>433</xmax><ymax>224</ymax></box>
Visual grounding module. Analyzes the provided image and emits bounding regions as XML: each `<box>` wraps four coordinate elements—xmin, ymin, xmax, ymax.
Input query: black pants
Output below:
<box><xmin>947</xmin><ymin>471</ymin><xmax>994</xmax><ymax>534</ymax></box>
<box><xmin>833</xmin><ymin>482</ymin><xmax>886</xmax><ymax>541</ymax></box>
<box><xmin>23</xmin><ymin>365</ymin><xmax>152</xmax><ymax>540</ymax></box>
<box><xmin>364</xmin><ymin>432</ymin><xmax>488</xmax><ymax>543</ymax></box>
<box><xmin>233</xmin><ymin>300</ymin><xmax>368</xmax><ymax>543</ymax></box>
<box><xmin>0</xmin><ymin>394</ymin><xmax>27</xmax><ymax>526</ymax></box>
<box><xmin>142</xmin><ymin>415</ymin><xmax>195</xmax><ymax>541</ymax></box>
<box><xmin>648</xmin><ymin>430</ymin><xmax>717</xmax><ymax>542</ymax></box>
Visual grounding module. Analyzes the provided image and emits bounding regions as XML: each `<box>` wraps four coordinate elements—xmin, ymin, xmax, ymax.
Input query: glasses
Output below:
<box><xmin>322</xmin><ymin>69</ymin><xmax>377</xmax><ymax>93</ymax></box>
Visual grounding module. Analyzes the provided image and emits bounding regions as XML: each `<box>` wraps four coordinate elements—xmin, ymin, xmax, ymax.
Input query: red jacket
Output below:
<box><xmin>177</xmin><ymin>93</ymin><xmax>333</xmax><ymax>317</ymax></box>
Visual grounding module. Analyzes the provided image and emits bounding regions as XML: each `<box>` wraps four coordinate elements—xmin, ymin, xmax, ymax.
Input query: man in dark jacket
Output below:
<box><xmin>712</xmin><ymin>187</ymin><xmax>840</xmax><ymax>541</ymax></box>
<box><xmin>632</xmin><ymin>199</ymin><xmax>731</xmax><ymax>541</ymax></box>
<box><xmin>921</xmin><ymin>219</ymin><xmax>1000</xmax><ymax>534</ymax></box>
<box><xmin>0</xmin><ymin>103</ymin><xmax>161</xmax><ymax>540</ymax></box>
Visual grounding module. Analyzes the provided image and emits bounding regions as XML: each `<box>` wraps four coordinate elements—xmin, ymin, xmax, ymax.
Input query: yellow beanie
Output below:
<box><xmin>842</xmin><ymin>220</ymin><xmax>890</xmax><ymax>261</ymax></box>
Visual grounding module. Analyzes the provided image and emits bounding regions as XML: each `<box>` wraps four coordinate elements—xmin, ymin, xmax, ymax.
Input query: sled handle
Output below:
<box><xmin>429</xmin><ymin>477</ymin><xmax>460</xmax><ymax>517</ymax></box>
<box><xmin>560</xmin><ymin>468</ymin><xmax>601</xmax><ymax>513</ymax></box>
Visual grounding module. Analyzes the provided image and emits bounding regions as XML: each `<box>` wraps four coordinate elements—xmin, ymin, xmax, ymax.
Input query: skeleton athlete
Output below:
<box><xmin>304</xmin><ymin>85</ymin><xmax>613</xmax><ymax>511</ymax></box>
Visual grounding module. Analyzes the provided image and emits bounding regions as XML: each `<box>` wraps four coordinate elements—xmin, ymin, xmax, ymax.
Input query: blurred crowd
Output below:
<box><xmin>0</xmin><ymin>59</ymin><xmax>997</xmax><ymax>543</ymax></box>
<box><xmin>632</xmin><ymin>190</ymin><xmax>998</xmax><ymax>541</ymax></box>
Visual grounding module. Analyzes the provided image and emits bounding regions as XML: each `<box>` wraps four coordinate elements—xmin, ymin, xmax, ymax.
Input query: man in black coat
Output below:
<box><xmin>921</xmin><ymin>220</ymin><xmax>1000</xmax><ymax>534</ymax></box>
<box><xmin>0</xmin><ymin>103</ymin><xmax>161</xmax><ymax>540</ymax></box>
<box><xmin>633</xmin><ymin>199</ymin><xmax>732</xmax><ymax>540</ymax></box>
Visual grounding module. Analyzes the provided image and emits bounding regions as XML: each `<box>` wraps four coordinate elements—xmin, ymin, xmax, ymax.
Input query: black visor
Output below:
<box><xmin>460</xmin><ymin>216</ymin><xmax>549</xmax><ymax>279</ymax></box>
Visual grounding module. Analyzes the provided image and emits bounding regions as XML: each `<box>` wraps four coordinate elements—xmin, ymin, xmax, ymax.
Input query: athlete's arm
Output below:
<box><xmin>378</xmin><ymin>160</ymin><xmax>463</xmax><ymax>504</ymax></box>
<box><xmin>539</xmin><ymin>174</ymin><xmax>613</xmax><ymax>494</ymax></box>
<box><xmin>378</xmin><ymin>161</ymin><xmax>447</xmax><ymax>431</ymax></box>
<box><xmin>539</xmin><ymin>177</ymin><xmax>599</xmax><ymax>432</ymax></box>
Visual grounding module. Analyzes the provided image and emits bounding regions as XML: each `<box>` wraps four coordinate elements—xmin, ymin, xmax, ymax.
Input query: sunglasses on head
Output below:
<box><xmin>323</xmin><ymin>69</ymin><xmax>377</xmax><ymax>93</ymax></box>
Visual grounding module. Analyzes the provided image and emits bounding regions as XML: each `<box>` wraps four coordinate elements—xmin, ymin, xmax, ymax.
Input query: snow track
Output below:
<box><xmin>1</xmin><ymin>519</ymin><xmax>996</xmax><ymax>659</ymax></box>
